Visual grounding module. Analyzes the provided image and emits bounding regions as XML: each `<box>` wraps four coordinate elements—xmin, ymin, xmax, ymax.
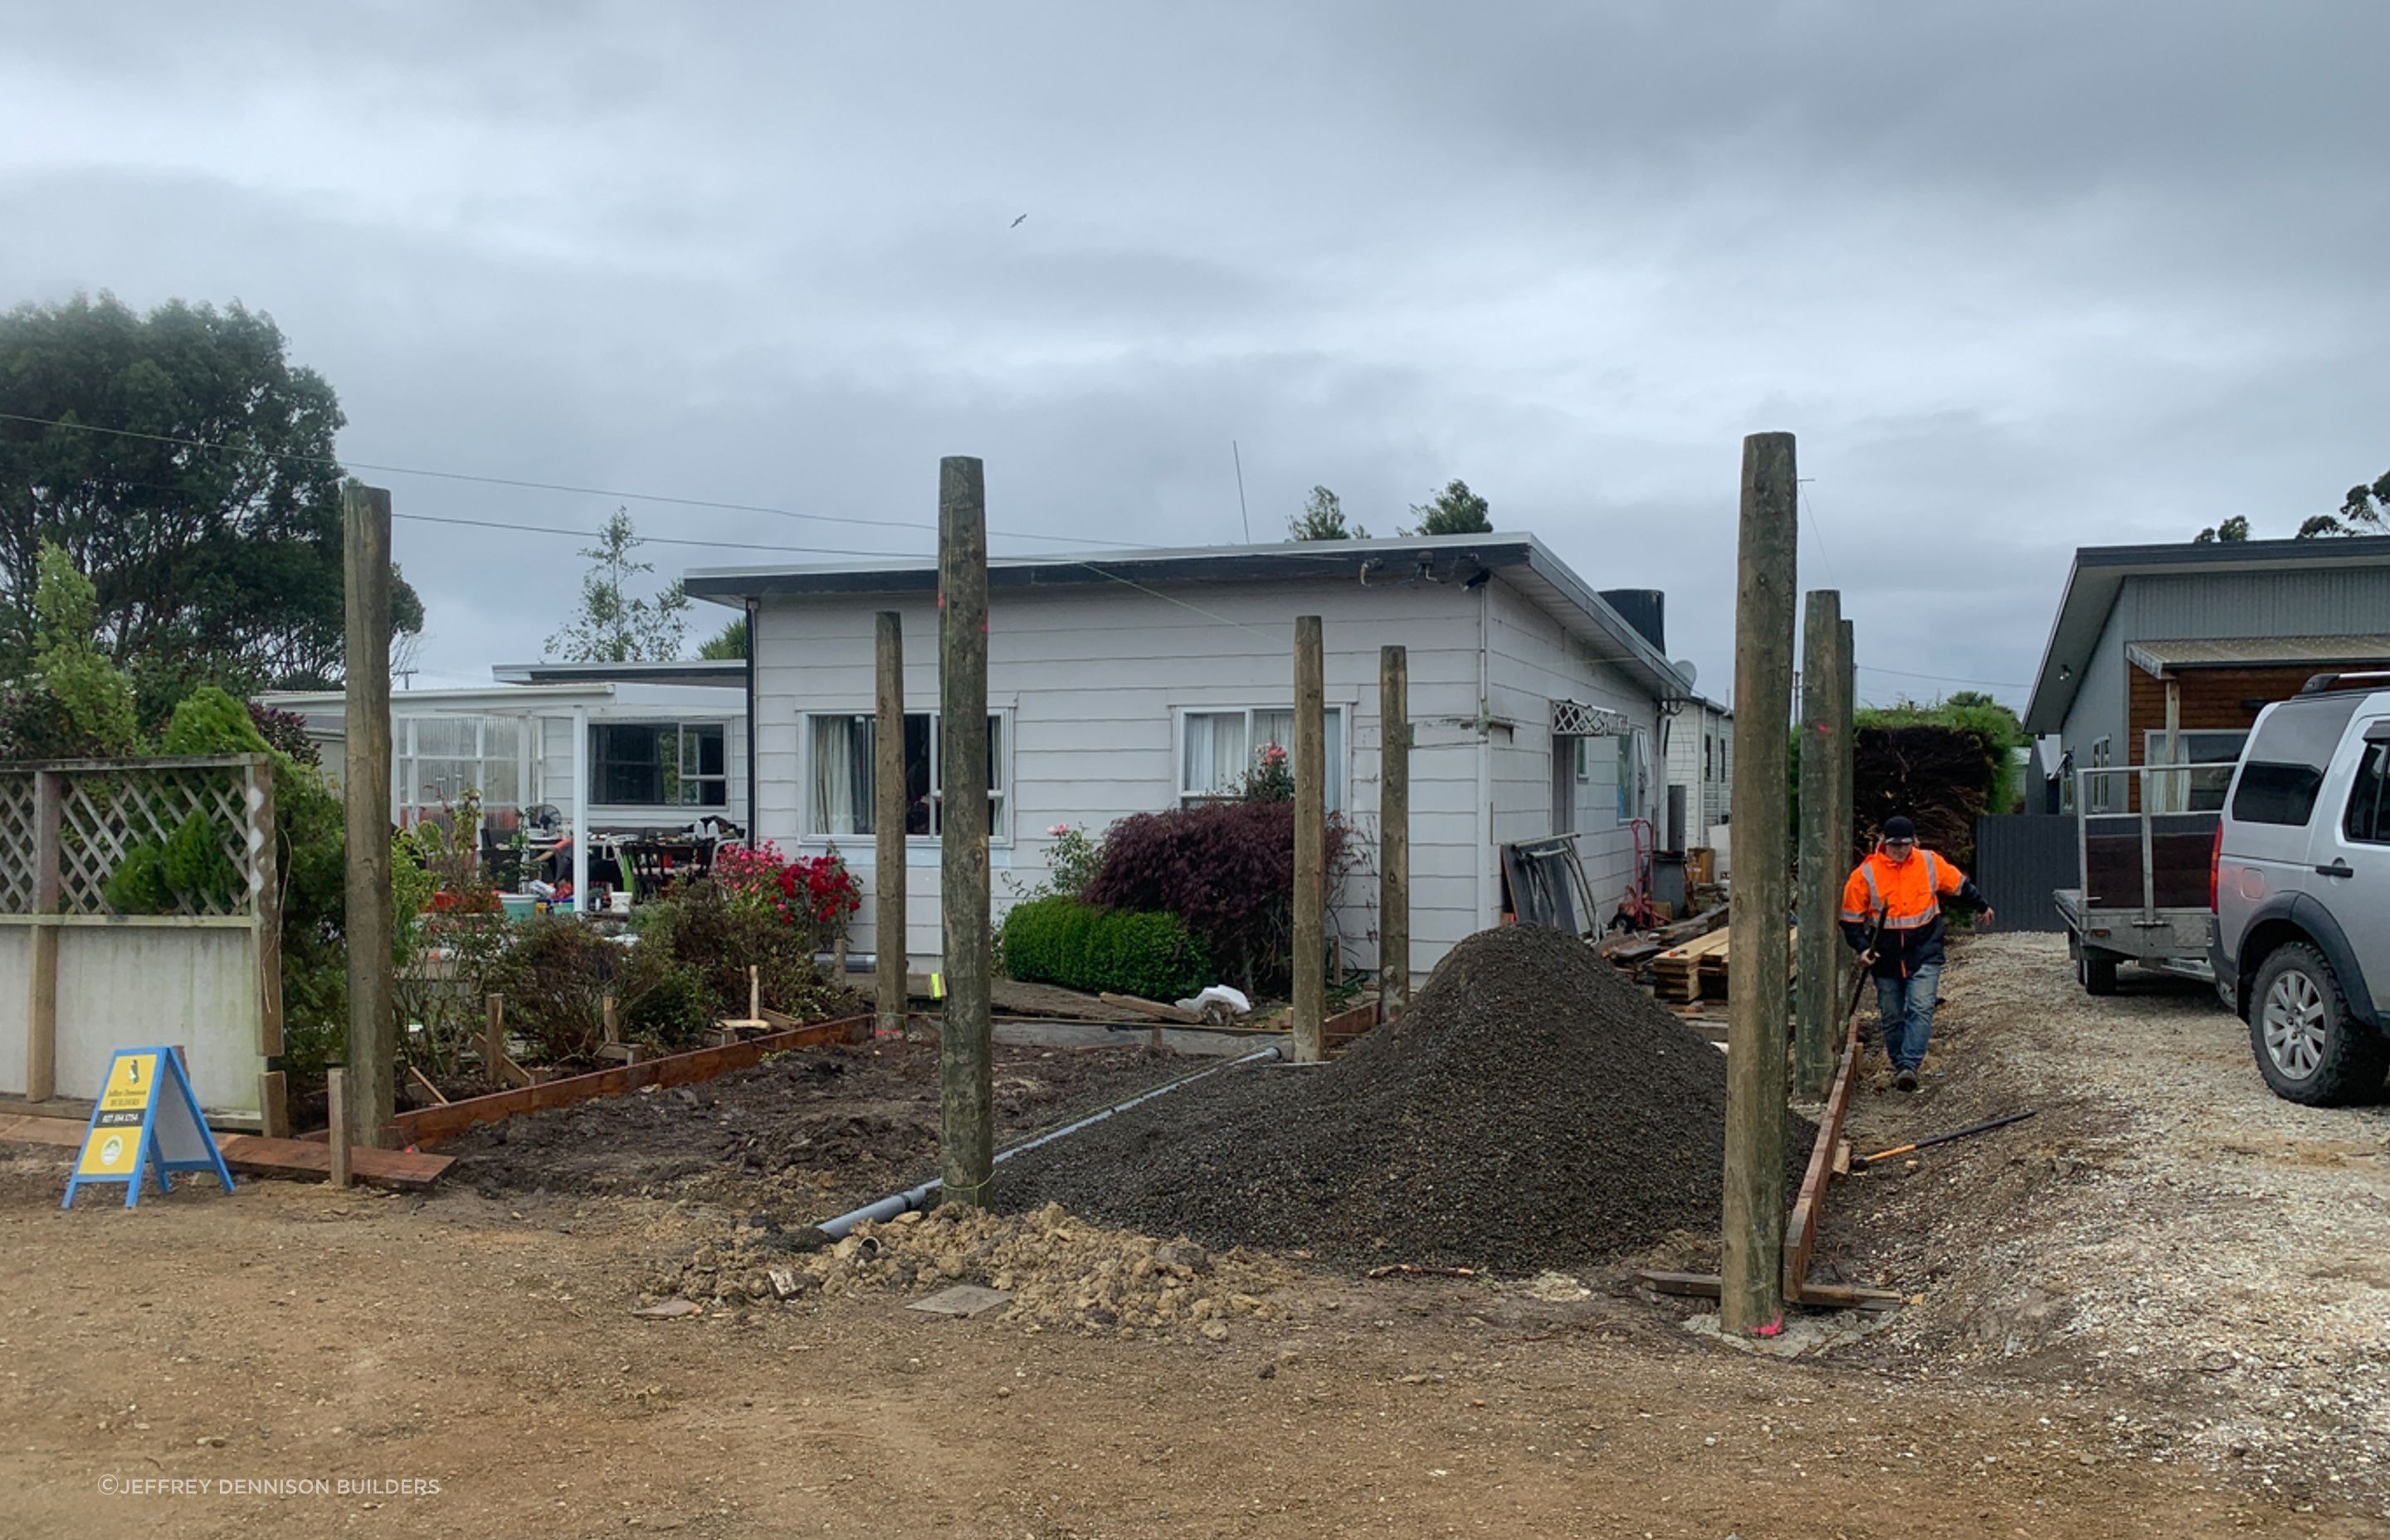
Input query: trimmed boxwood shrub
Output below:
<box><xmin>1002</xmin><ymin>894</ymin><xmax>1212</xmax><ymax>1001</ymax></box>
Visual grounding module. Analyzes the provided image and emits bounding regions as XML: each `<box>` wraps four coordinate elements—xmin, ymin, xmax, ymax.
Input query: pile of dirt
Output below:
<box><xmin>641</xmin><ymin>1201</ymin><xmax>1300</xmax><ymax>1339</ymax></box>
<box><xmin>442</xmin><ymin>1040</ymin><xmax>1183</xmax><ymax>1216</ymax></box>
<box><xmin>996</xmin><ymin>924</ymin><xmax>1812</xmax><ymax>1274</ymax></box>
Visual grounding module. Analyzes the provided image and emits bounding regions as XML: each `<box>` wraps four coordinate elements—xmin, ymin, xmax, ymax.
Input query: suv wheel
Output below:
<box><xmin>2248</xmin><ymin>943</ymin><xmax>2390</xmax><ymax>1107</ymax></box>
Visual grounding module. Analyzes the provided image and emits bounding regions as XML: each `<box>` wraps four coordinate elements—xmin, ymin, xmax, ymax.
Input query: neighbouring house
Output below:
<box><xmin>1661</xmin><ymin>691</ymin><xmax>1733</xmax><ymax>858</ymax></box>
<box><xmin>260</xmin><ymin>658</ymin><xmax>751</xmax><ymax>836</ymax></box>
<box><xmin>683</xmin><ymin>534</ymin><xmax>1697</xmax><ymax>979</ymax></box>
<box><xmin>2022</xmin><ymin>534</ymin><xmax>2390</xmax><ymax>813</ymax></box>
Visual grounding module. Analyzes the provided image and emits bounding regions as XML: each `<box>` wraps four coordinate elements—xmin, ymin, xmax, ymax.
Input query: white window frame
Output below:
<box><xmin>588</xmin><ymin>719</ymin><xmax>729</xmax><ymax>809</ymax></box>
<box><xmin>2088</xmin><ymin>736</ymin><xmax>2114</xmax><ymax>813</ymax></box>
<box><xmin>1173</xmin><ymin>705</ymin><xmax>1348</xmax><ymax>812</ymax></box>
<box><xmin>803</xmin><ymin>709</ymin><xmax>1011</xmax><ymax>844</ymax></box>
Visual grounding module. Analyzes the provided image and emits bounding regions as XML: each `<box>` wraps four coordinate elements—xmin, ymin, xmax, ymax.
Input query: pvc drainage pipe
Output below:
<box><xmin>813</xmin><ymin>1043</ymin><xmax>1283</xmax><ymax>1238</ymax></box>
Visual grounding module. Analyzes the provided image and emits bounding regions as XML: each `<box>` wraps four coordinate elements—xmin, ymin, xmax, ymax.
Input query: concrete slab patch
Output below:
<box><xmin>906</xmin><ymin>1284</ymin><xmax>1012</xmax><ymax>1318</ymax></box>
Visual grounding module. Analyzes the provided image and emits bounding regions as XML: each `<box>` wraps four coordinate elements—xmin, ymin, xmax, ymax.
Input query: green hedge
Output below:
<box><xmin>1002</xmin><ymin>895</ymin><xmax>1213</xmax><ymax>1001</ymax></box>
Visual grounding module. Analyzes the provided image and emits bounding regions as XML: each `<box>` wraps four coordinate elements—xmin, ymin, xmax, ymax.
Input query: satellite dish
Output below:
<box><xmin>1672</xmin><ymin>660</ymin><xmax>1699</xmax><ymax>690</ymax></box>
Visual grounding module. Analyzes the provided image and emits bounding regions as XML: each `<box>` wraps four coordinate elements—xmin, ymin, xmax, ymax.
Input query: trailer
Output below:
<box><xmin>2055</xmin><ymin>763</ymin><xmax>2217</xmax><ymax>994</ymax></box>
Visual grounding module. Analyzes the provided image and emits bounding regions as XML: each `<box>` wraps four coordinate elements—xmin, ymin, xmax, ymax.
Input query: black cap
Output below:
<box><xmin>1881</xmin><ymin>816</ymin><xmax>1917</xmax><ymax>842</ymax></box>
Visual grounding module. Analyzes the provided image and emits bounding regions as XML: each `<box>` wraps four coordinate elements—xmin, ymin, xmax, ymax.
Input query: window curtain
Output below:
<box><xmin>1184</xmin><ymin>713</ymin><xmax>1245</xmax><ymax>799</ymax></box>
<box><xmin>814</xmin><ymin>716</ymin><xmax>861</xmax><ymax>835</ymax></box>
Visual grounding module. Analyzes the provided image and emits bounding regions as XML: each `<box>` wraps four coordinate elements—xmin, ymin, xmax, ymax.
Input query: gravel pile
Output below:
<box><xmin>996</xmin><ymin>924</ymin><xmax>1810</xmax><ymax>1274</ymax></box>
<box><xmin>641</xmin><ymin>1201</ymin><xmax>1300</xmax><ymax>1339</ymax></box>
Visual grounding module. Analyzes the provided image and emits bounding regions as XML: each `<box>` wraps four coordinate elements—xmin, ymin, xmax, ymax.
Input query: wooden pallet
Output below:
<box><xmin>1651</xmin><ymin>928</ymin><xmax>1734</xmax><ymax>1002</ymax></box>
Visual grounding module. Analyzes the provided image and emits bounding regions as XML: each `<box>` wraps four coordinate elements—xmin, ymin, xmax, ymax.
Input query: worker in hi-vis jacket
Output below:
<box><xmin>1840</xmin><ymin>815</ymin><xmax>1996</xmax><ymax>1092</ymax></box>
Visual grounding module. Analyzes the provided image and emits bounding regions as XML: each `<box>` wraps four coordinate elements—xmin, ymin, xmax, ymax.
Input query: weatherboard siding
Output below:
<box><xmin>1482</xmin><ymin>578</ymin><xmax>1665</xmax><ymax>920</ymax></box>
<box><xmin>748</xmin><ymin>577</ymin><xmax>1494</xmax><ymax>978</ymax></box>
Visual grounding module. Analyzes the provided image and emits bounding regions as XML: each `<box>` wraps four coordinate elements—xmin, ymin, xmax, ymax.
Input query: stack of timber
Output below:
<box><xmin>1597</xmin><ymin>902</ymin><xmax>1729</xmax><ymax>973</ymax></box>
<box><xmin>1650</xmin><ymin>924</ymin><xmax>1797</xmax><ymax>1004</ymax></box>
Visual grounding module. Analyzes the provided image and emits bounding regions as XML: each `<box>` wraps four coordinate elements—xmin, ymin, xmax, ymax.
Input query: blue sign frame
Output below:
<box><xmin>62</xmin><ymin>1046</ymin><xmax>237</xmax><ymax>1209</ymax></box>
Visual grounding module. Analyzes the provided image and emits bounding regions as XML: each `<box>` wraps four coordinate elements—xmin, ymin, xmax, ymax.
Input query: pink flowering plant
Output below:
<box><xmin>1044</xmin><ymin>822</ymin><xmax>1102</xmax><ymax>899</ymax></box>
<box><xmin>1240</xmin><ymin>741</ymin><xmax>1294</xmax><ymax>804</ymax></box>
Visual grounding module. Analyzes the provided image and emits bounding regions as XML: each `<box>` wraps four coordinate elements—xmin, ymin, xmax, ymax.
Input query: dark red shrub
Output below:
<box><xmin>1084</xmin><ymin>801</ymin><xmax>1349</xmax><ymax>994</ymax></box>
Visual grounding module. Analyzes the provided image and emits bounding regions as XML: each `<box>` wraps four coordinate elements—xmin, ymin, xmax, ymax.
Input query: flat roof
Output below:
<box><xmin>684</xmin><ymin>532</ymin><xmax>1694</xmax><ymax>698</ymax></box>
<box><xmin>2126</xmin><ymin>634</ymin><xmax>2390</xmax><ymax>675</ymax></box>
<box><xmin>2022</xmin><ymin>534</ymin><xmax>2390</xmax><ymax>733</ymax></box>
<box><xmin>491</xmin><ymin>659</ymin><xmax>745</xmax><ymax>689</ymax></box>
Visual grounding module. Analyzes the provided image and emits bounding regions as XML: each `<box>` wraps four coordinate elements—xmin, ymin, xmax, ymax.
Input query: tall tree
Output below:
<box><xmin>697</xmin><ymin>615</ymin><xmax>748</xmax><ymax>660</ymax></box>
<box><xmin>1404</xmin><ymin>478</ymin><xmax>1493</xmax><ymax>536</ymax></box>
<box><xmin>2193</xmin><ymin>514</ymin><xmax>2251</xmax><ymax>543</ymax></box>
<box><xmin>2296</xmin><ymin>470</ymin><xmax>2389</xmax><ymax>538</ymax></box>
<box><xmin>546</xmin><ymin>507</ymin><xmax>690</xmax><ymax>662</ymax></box>
<box><xmin>1288</xmin><ymin>485</ymin><xmax>1367</xmax><ymax>541</ymax></box>
<box><xmin>0</xmin><ymin>293</ymin><xmax>422</xmax><ymax>699</ymax></box>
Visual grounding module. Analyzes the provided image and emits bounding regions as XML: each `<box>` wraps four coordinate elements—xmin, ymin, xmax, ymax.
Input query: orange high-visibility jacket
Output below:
<box><xmin>1839</xmin><ymin>847</ymin><xmax>1988</xmax><ymax>976</ymax></box>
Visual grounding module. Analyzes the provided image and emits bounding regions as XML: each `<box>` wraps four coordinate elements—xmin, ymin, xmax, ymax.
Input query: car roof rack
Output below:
<box><xmin>2298</xmin><ymin>670</ymin><xmax>2390</xmax><ymax>695</ymax></box>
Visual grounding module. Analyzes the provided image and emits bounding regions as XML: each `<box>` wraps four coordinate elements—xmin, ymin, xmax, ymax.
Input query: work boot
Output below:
<box><xmin>1893</xmin><ymin>1067</ymin><xmax>1919</xmax><ymax>1093</ymax></box>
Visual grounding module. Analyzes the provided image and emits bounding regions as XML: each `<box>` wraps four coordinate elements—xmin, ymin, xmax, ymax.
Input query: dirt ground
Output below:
<box><xmin>2</xmin><ymin>933</ymin><xmax>2384</xmax><ymax>1538</ymax></box>
<box><xmin>439</xmin><ymin>1038</ymin><xmax>1189</xmax><ymax>1221</ymax></box>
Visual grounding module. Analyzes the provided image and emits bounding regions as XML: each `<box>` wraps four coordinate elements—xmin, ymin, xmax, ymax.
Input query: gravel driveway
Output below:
<box><xmin>1821</xmin><ymin>932</ymin><xmax>2390</xmax><ymax>1513</ymax></box>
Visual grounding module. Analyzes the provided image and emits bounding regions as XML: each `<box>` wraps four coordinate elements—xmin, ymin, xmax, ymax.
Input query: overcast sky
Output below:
<box><xmin>4</xmin><ymin>2</ymin><xmax>2383</xmax><ymax>708</ymax></box>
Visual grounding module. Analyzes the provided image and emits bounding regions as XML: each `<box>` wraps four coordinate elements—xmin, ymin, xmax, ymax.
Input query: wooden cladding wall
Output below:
<box><xmin>2122</xmin><ymin>664</ymin><xmax>2324</xmax><ymax>812</ymax></box>
<box><xmin>2124</xmin><ymin>665</ymin><xmax>2327</xmax><ymax>764</ymax></box>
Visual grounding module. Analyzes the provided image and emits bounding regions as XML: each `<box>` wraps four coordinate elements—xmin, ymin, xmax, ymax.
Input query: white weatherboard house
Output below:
<box><xmin>684</xmin><ymin>534</ymin><xmax>1696</xmax><ymax>978</ymax></box>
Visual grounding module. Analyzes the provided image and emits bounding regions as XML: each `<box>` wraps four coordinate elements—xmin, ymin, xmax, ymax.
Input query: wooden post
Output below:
<box><xmin>1378</xmin><ymin>645</ymin><xmax>1410</xmax><ymax>1021</ymax></box>
<box><xmin>1837</xmin><ymin>617</ymin><xmax>1856</xmax><ymax>872</ymax></box>
<box><xmin>1292</xmin><ymin>616</ymin><xmax>1327</xmax><ymax>1063</ymax></box>
<box><xmin>602</xmin><ymin>995</ymin><xmax>618</xmax><ymax>1045</ymax></box>
<box><xmin>25</xmin><ymin>768</ymin><xmax>60</xmax><ymax>1102</ymax></box>
<box><xmin>875</xmin><ymin>610</ymin><xmax>909</xmax><ymax>1040</ymax></box>
<box><xmin>343</xmin><ymin>484</ymin><xmax>397</xmax><ymax>1149</ymax></box>
<box><xmin>1794</xmin><ymin>591</ymin><xmax>1843</xmax><ymax>1099</ymax></box>
<box><xmin>1721</xmin><ymin>431</ymin><xmax>1798</xmax><ymax>1336</ymax></box>
<box><xmin>247</xmin><ymin>756</ymin><xmax>284</xmax><ymax>1072</ymax></box>
<box><xmin>937</xmin><ymin>456</ymin><xmax>994</xmax><ymax>1208</ymax></box>
<box><xmin>483</xmin><ymin>994</ymin><xmax>505</xmax><ymax>1090</ymax></box>
<box><xmin>326</xmin><ymin>1066</ymin><xmax>353</xmax><ymax>1189</ymax></box>
<box><xmin>2162</xmin><ymin>675</ymin><xmax>2183</xmax><ymax>813</ymax></box>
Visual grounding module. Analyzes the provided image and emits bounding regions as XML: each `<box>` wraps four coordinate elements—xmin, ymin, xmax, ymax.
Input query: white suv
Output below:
<box><xmin>2212</xmin><ymin>675</ymin><xmax>2390</xmax><ymax>1105</ymax></box>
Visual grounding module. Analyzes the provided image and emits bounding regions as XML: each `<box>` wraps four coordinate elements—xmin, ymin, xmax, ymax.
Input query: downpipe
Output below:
<box><xmin>813</xmin><ymin>1043</ymin><xmax>1285</xmax><ymax>1238</ymax></box>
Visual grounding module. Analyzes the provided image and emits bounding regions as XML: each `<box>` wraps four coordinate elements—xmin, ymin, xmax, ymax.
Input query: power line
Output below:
<box><xmin>1858</xmin><ymin>662</ymin><xmax>2029</xmax><ymax>690</ymax></box>
<box><xmin>390</xmin><ymin>510</ymin><xmax>915</xmax><ymax>559</ymax></box>
<box><xmin>0</xmin><ymin>409</ymin><xmax>1155</xmax><ymax>551</ymax></box>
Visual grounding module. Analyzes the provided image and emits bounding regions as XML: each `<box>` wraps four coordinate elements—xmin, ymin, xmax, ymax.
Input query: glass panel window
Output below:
<box><xmin>2343</xmin><ymin>742</ymin><xmax>2388</xmax><ymax>845</ymax></box>
<box><xmin>1179</xmin><ymin>708</ymin><xmax>1343</xmax><ymax>811</ymax></box>
<box><xmin>591</xmin><ymin>722</ymin><xmax>727</xmax><ymax>807</ymax></box>
<box><xmin>808</xmin><ymin>713</ymin><xmax>1002</xmax><ymax>839</ymax></box>
<box><xmin>396</xmin><ymin>714</ymin><xmax>532</xmax><ymax>826</ymax></box>
<box><xmin>2143</xmin><ymin>729</ymin><xmax>2247</xmax><ymax>813</ymax></box>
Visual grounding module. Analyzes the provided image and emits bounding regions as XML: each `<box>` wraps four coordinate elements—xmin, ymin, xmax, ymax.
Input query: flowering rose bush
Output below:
<box><xmin>714</xmin><ymin>840</ymin><xmax>861</xmax><ymax>938</ymax></box>
<box><xmin>1043</xmin><ymin>822</ymin><xmax>1102</xmax><ymax>899</ymax></box>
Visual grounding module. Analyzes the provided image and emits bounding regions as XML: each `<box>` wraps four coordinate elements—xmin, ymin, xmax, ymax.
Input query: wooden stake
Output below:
<box><xmin>24</xmin><ymin>768</ymin><xmax>59</xmax><ymax>1102</ymax></box>
<box><xmin>343</xmin><ymin>484</ymin><xmax>398</xmax><ymax>1150</ymax></box>
<box><xmin>602</xmin><ymin>995</ymin><xmax>619</xmax><ymax>1045</ymax></box>
<box><xmin>937</xmin><ymin>456</ymin><xmax>994</xmax><ymax>1207</ymax></box>
<box><xmin>1721</xmin><ymin>431</ymin><xmax>1797</xmax><ymax>1336</ymax></box>
<box><xmin>484</xmin><ymin>994</ymin><xmax>506</xmax><ymax>1091</ymax></box>
<box><xmin>1794</xmin><ymin>591</ymin><xmax>1843</xmax><ymax>1098</ymax></box>
<box><xmin>326</xmin><ymin>1066</ymin><xmax>353</xmax><ymax>1189</ymax></box>
<box><xmin>1378</xmin><ymin>645</ymin><xmax>1410</xmax><ymax>1021</ymax></box>
<box><xmin>749</xmin><ymin>966</ymin><xmax>761</xmax><ymax>1021</ymax></box>
<box><xmin>1292</xmin><ymin>615</ymin><xmax>1327</xmax><ymax>1064</ymax></box>
<box><xmin>1837</xmin><ymin>618</ymin><xmax>1856</xmax><ymax>874</ymax></box>
<box><xmin>875</xmin><ymin>609</ymin><xmax>908</xmax><ymax>1040</ymax></box>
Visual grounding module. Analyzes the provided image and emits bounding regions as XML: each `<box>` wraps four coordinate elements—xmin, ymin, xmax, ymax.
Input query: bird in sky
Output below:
<box><xmin>1010</xmin><ymin>213</ymin><xmax>1027</xmax><ymax>228</ymax></box>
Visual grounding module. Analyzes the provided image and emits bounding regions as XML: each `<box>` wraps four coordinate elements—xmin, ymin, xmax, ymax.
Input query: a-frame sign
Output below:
<box><xmin>62</xmin><ymin>1047</ymin><xmax>237</xmax><ymax>1209</ymax></box>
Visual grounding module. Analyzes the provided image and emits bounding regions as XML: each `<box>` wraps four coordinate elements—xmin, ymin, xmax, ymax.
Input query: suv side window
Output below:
<box><xmin>2346</xmin><ymin>743</ymin><xmax>2389</xmax><ymax>845</ymax></box>
<box><xmin>2232</xmin><ymin>696</ymin><xmax>2365</xmax><ymax>827</ymax></box>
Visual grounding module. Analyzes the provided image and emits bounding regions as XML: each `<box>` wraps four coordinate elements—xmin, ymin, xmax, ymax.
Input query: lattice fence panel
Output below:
<box><xmin>0</xmin><ymin>775</ymin><xmax>36</xmax><ymax>913</ymax></box>
<box><xmin>52</xmin><ymin>762</ymin><xmax>261</xmax><ymax>918</ymax></box>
